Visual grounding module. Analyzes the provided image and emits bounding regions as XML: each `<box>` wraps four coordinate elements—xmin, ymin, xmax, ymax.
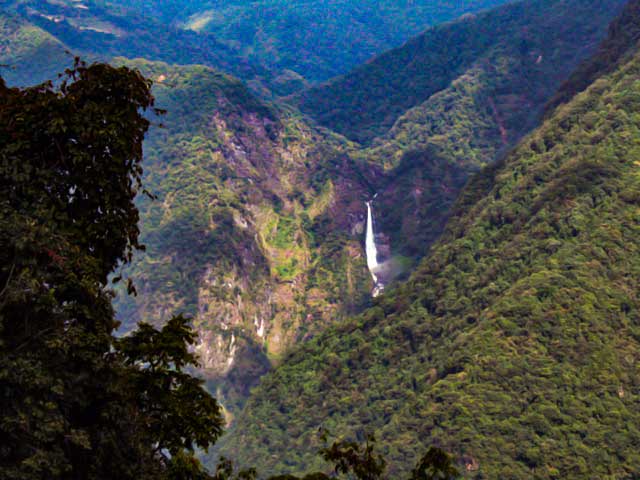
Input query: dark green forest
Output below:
<box><xmin>0</xmin><ymin>60</ymin><xmax>461</xmax><ymax>480</ymax></box>
<box><xmin>295</xmin><ymin>0</ymin><xmax>626</xmax><ymax>144</ymax></box>
<box><xmin>0</xmin><ymin>62</ymin><xmax>224</xmax><ymax>479</ymax></box>
<box><xmin>2</xmin><ymin>0</ymin><xmax>640</xmax><ymax>478</ymax></box>
<box><xmin>216</xmin><ymin>1</ymin><xmax>640</xmax><ymax>477</ymax></box>
<box><xmin>311</xmin><ymin>0</ymin><xmax>627</xmax><ymax>270</ymax></box>
<box><xmin>0</xmin><ymin>0</ymin><xmax>264</xmax><ymax>89</ymax></box>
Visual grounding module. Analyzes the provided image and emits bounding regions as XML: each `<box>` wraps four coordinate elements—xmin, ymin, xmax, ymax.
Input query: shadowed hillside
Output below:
<box><xmin>216</xmin><ymin>3</ymin><xmax>640</xmax><ymax>477</ymax></box>
<box><xmin>103</xmin><ymin>0</ymin><xmax>513</xmax><ymax>88</ymax></box>
<box><xmin>295</xmin><ymin>0</ymin><xmax>626</xmax><ymax>145</ymax></box>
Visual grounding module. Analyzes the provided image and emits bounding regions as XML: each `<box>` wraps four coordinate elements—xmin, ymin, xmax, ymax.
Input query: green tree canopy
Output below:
<box><xmin>0</xmin><ymin>60</ymin><xmax>461</xmax><ymax>480</ymax></box>
<box><xmin>0</xmin><ymin>61</ymin><xmax>223</xmax><ymax>480</ymax></box>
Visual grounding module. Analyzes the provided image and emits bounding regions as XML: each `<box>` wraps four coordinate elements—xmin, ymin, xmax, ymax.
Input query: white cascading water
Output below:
<box><xmin>365</xmin><ymin>200</ymin><xmax>383</xmax><ymax>296</ymax></box>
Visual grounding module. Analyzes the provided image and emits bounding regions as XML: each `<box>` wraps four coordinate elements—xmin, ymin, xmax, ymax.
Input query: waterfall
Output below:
<box><xmin>365</xmin><ymin>200</ymin><xmax>383</xmax><ymax>296</ymax></box>
<box><xmin>365</xmin><ymin>201</ymin><xmax>379</xmax><ymax>281</ymax></box>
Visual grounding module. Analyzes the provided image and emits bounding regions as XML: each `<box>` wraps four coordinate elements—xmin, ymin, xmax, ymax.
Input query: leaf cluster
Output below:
<box><xmin>0</xmin><ymin>62</ymin><xmax>224</xmax><ymax>479</ymax></box>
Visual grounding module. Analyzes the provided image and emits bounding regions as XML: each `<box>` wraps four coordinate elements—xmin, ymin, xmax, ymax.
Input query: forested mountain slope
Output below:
<box><xmin>0</xmin><ymin>1</ymin><xmax>378</xmax><ymax>418</ymax></box>
<box><xmin>3</xmin><ymin>0</ymin><xmax>630</xmax><ymax>421</ymax></box>
<box><xmin>5</xmin><ymin>0</ymin><xmax>637</xmax><ymax>450</ymax></box>
<box><xmin>340</xmin><ymin>0</ymin><xmax>627</xmax><ymax>260</ymax></box>
<box><xmin>0</xmin><ymin>0</ymin><xmax>265</xmax><ymax>88</ymax></box>
<box><xmin>110</xmin><ymin>59</ymin><xmax>383</xmax><ymax>415</ymax></box>
<box><xmin>103</xmin><ymin>0</ymin><xmax>512</xmax><ymax>87</ymax></box>
<box><xmin>216</xmin><ymin>4</ymin><xmax>640</xmax><ymax>477</ymax></box>
<box><xmin>0</xmin><ymin>0</ymin><xmax>514</xmax><ymax>94</ymax></box>
<box><xmin>2</xmin><ymin>0</ymin><xmax>627</xmax><ymax>273</ymax></box>
<box><xmin>295</xmin><ymin>0</ymin><xmax>626</xmax><ymax>145</ymax></box>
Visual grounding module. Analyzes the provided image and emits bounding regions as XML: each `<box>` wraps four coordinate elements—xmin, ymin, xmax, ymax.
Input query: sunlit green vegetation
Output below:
<box><xmin>216</xmin><ymin>5</ymin><xmax>640</xmax><ymax>477</ymax></box>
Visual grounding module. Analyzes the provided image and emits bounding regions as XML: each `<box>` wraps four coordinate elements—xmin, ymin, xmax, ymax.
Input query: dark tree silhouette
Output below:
<box><xmin>0</xmin><ymin>61</ymin><xmax>222</xmax><ymax>480</ymax></box>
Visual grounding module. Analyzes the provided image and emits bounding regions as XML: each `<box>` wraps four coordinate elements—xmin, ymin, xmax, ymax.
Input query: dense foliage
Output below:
<box><xmin>110</xmin><ymin>0</ymin><xmax>510</xmax><ymax>86</ymax></box>
<box><xmin>0</xmin><ymin>56</ymin><xmax>470</xmax><ymax>480</ymax></box>
<box><xmin>0</xmin><ymin>0</ymin><xmax>264</xmax><ymax>88</ymax></box>
<box><xmin>4</xmin><ymin>4</ymin><xmax>640</xmax><ymax>479</ymax></box>
<box><xmin>295</xmin><ymin>0</ymin><xmax>626</xmax><ymax>144</ymax></box>
<box><xmin>109</xmin><ymin>58</ymin><xmax>378</xmax><ymax>416</ymax></box>
<box><xmin>217</xmin><ymin>7</ymin><xmax>640</xmax><ymax>478</ymax></box>
<box><xmin>212</xmin><ymin>435</ymin><xmax>459</xmax><ymax>480</ymax></box>
<box><xmin>0</xmin><ymin>58</ymin><xmax>464</xmax><ymax>480</ymax></box>
<box><xmin>0</xmin><ymin>63</ymin><xmax>223</xmax><ymax>479</ymax></box>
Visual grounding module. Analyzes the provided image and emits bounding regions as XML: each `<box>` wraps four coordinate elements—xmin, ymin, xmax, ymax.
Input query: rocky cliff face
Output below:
<box><xmin>111</xmin><ymin>60</ymin><xmax>383</xmax><ymax>413</ymax></box>
<box><xmin>114</xmin><ymin>0</ymin><xmax>627</xmax><ymax>411</ymax></box>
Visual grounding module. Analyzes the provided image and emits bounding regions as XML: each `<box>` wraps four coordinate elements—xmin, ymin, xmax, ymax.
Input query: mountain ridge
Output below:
<box><xmin>215</xmin><ymin>2</ymin><xmax>640</xmax><ymax>477</ymax></box>
<box><xmin>295</xmin><ymin>0</ymin><xmax>626</xmax><ymax>145</ymax></box>
<box><xmin>102</xmin><ymin>0</ymin><xmax>514</xmax><ymax>86</ymax></box>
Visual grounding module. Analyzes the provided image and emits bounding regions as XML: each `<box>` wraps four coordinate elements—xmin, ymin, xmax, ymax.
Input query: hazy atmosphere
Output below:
<box><xmin>2</xmin><ymin>0</ymin><xmax>639</xmax><ymax>478</ymax></box>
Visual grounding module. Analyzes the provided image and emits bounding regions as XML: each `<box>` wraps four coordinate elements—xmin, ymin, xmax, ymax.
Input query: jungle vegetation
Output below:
<box><xmin>0</xmin><ymin>60</ymin><xmax>461</xmax><ymax>480</ymax></box>
<box><xmin>2</xmin><ymin>0</ymin><xmax>634</xmax><ymax>425</ymax></box>
<box><xmin>215</xmin><ymin>2</ymin><xmax>640</xmax><ymax>477</ymax></box>
<box><xmin>2</xmin><ymin>0</ymin><xmax>640</xmax><ymax>478</ymax></box>
<box><xmin>295</xmin><ymin>0</ymin><xmax>626</xmax><ymax>145</ymax></box>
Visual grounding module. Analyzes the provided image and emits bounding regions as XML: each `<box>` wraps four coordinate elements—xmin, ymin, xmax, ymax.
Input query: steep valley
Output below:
<box><xmin>115</xmin><ymin>0</ymin><xmax>628</xmax><ymax>418</ymax></box>
<box><xmin>1</xmin><ymin>0</ymin><xmax>631</xmax><ymax>422</ymax></box>
<box><xmin>2</xmin><ymin>0</ymin><xmax>639</xmax><ymax>477</ymax></box>
<box><xmin>216</xmin><ymin>1</ymin><xmax>640</xmax><ymax>475</ymax></box>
